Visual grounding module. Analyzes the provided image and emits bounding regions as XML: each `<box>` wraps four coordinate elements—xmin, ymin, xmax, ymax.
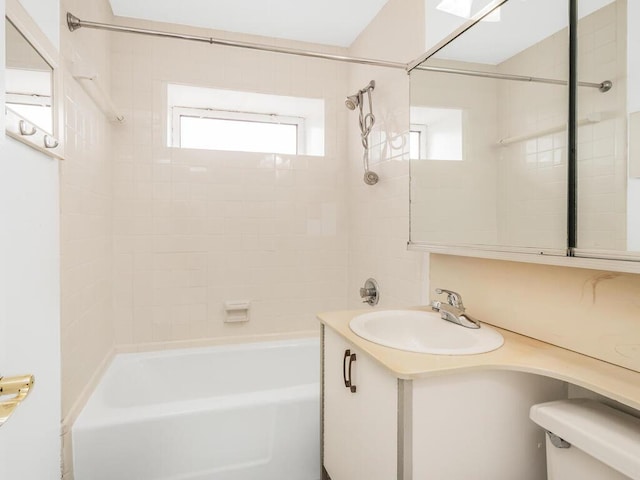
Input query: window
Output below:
<box><xmin>409</xmin><ymin>124</ymin><xmax>428</xmax><ymax>160</ymax></box>
<box><xmin>174</xmin><ymin>108</ymin><xmax>304</xmax><ymax>154</ymax></box>
<box><xmin>410</xmin><ymin>107</ymin><xmax>463</xmax><ymax>161</ymax></box>
<box><xmin>168</xmin><ymin>84</ymin><xmax>324</xmax><ymax>156</ymax></box>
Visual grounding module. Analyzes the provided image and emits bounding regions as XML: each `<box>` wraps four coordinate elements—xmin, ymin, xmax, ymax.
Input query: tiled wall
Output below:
<box><xmin>575</xmin><ymin>1</ymin><xmax>627</xmax><ymax>251</ymax></box>
<box><xmin>110</xmin><ymin>20</ymin><xmax>349</xmax><ymax>347</ymax></box>
<box><xmin>410</xmin><ymin>31</ymin><xmax>569</xmax><ymax>250</ymax></box>
<box><xmin>346</xmin><ymin>0</ymin><xmax>426</xmax><ymax>309</ymax></box>
<box><xmin>496</xmin><ymin>27</ymin><xmax>569</xmax><ymax>250</ymax></box>
<box><xmin>496</xmin><ymin>1</ymin><xmax>626</xmax><ymax>251</ymax></box>
<box><xmin>409</xmin><ymin>63</ymin><xmax>499</xmax><ymax>246</ymax></box>
<box><xmin>59</xmin><ymin>0</ymin><xmax>114</xmax><ymax>477</ymax></box>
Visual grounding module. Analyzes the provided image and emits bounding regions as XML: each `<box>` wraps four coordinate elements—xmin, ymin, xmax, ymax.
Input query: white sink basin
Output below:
<box><xmin>349</xmin><ymin>309</ymin><xmax>504</xmax><ymax>355</ymax></box>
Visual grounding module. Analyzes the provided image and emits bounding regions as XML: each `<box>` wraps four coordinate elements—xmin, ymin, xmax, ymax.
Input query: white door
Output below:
<box><xmin>0</xmin><ymin>137</ymin><xmax>63</xmax><ymax>480</ymax></box>
<box><xmin>0</xmin><ymin>4</ymin><xmax>62</xmax><ymax>474</ymax></box>
<box><xmin>0</xmin><ymin>139</ymin><xmax>62</xmax><ymax>479</ymax></box>
<box><xmin>0</xmin><ymin>0</ymin><xmax>62</xmax><ymax>477</ymax></box>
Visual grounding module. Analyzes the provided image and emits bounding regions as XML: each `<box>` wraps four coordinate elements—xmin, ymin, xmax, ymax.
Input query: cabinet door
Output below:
<box><xmin>412</xmin><ymin>370</ymin><xmax>566</xmax><ymax>480</ymax></box>
<box><xmin>323</xmin><ymin>328</ymin><xmax>397</xmax><ymax>480</ymax></box>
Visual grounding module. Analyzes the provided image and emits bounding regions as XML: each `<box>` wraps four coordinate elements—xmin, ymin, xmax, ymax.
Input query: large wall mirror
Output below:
<box><xmin>409</xmin><ymin>0</ymin><xmax>634</xmax><ymax>263</ymax></box>
<box><xmin>4</xmin><ymin>5</ymin><xmax>62</xmax><ymax>160</ymax></box>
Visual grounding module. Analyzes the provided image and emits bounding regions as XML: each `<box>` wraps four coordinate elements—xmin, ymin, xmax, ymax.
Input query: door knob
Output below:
<box><xmin>0</xmin><ymin>374</ymin><xmax>35</xmax><ymax>428</ymax></box>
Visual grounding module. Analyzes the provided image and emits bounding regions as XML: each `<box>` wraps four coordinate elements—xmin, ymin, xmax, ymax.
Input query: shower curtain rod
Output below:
<box><xmin>413</xmin><ymin>64</ymin><xmax>612</xmax><ymax>92</ymax></box>
<box><xmin>65</xmin><ymin>14</ymin><xmax>406</xmax><ymax>70</ymax></box>
<box><xmin>66</xmin><ymin>13</ymin><xmax>612</xmax><ymax>93</ymax></box>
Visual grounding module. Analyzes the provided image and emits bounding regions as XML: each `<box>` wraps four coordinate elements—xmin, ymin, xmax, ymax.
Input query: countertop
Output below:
<box><xmin>318</xmin><ymin>307</ymin><xmax>640</xmax><ymax>412</ymax></box>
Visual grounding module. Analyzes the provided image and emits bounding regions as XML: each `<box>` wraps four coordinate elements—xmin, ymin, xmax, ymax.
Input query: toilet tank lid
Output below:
<box><xmin>530</xmin><ymin>399</ymin><xmax>640</xmax><ymax>480</ymax></box>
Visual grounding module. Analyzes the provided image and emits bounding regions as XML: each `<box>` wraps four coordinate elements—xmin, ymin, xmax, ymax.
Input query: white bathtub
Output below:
<box><xmin>73</xmin><ymin>338</ymin><xmax>320</xmax><ymax>480</ymax></box>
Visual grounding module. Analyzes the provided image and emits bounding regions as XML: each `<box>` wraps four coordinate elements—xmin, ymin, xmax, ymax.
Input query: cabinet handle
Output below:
<box><xmin>343</xmin><ymin>349</ymin><xmax>357</xmax><ymax>393</ymax></box>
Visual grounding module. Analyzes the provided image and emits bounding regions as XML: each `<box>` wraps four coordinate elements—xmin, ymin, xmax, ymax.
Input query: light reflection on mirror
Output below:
<box><xmin>425</xmin><ymin>0</ymin><xmax>501</xmax><ymax>55</ymax></box>
<box><xmin>5</xmin><ymin>17</ymin><xmax>53</xmax><ymax>134</ymax></box>
<box><xmin>409</xmin><ymin>107</ymin><xmax>463</xmax><ymax>161</ymax></box>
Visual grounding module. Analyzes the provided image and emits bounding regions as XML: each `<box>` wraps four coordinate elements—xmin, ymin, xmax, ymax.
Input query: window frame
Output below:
<box><xmin>171</xmin><ymin>106</ymin><xmax>306</xmax><ymax>154</ymax></box>
<box><xmin>410</xmin><ymin>123</ymin><xmax>428</xmax><ymax>160</ymax></box>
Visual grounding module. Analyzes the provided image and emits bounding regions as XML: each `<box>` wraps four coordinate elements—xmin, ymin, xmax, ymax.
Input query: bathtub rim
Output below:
<box><xmin>64</xmin><ymin>330</ymin><xmax>319</xmax><ymax>429</ymax></box>
<box><xmin>72</xmin><ymin>335</ymin><xmax>321</xmax><ymax>430</ymax></box>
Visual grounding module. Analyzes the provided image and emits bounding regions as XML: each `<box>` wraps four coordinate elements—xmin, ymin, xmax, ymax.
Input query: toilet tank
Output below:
<box><xmin>530</xmin><ymin>399</ymin><xmax>640</xmax><ymax>480</ymax></box>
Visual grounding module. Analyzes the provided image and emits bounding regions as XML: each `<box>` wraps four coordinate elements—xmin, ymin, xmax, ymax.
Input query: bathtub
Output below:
<box><xmin>73</xmin><ymin>338</ymin><xmax>320</xmax><ymax>480</ymax></box>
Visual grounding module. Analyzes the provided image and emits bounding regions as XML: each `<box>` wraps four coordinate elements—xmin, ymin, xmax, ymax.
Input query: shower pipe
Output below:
<box><xmin>345</xmin><ymin>80</ymin><xmax>378</xmax><ymax>185</ymax></box>
<box><xmin>66</xmin><ymin>12</ymin><xmax>612</xmax><ymax>93</ymax></box>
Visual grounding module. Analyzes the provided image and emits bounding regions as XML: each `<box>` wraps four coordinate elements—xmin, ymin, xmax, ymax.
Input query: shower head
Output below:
<box><xmin>345</xmin><ymin>80</ymin><xmax>376</xmax><ymax>110</ymax></box>
<box><xmin>364</xmin><ymin>170</ymin><xmax>379</xmax><ymax>185</ymax></box>
<box><xmin>345</xmin><ymin>94</ymin><xmax>360</xmax><ymax>110</ymax></box>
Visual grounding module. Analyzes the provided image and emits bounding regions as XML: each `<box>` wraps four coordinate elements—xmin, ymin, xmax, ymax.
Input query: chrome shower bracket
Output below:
<box><xmin>360</xmin><ymin>278</ymin><xmax>380</xmax><ymax>306</ymax></box>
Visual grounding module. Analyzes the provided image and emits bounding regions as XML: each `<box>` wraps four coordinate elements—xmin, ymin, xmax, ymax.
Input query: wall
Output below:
<box><xmin>409</xmin><ymin>62</ymin><xmax>499</xmax><ymax>246</ymax></box>
<box><xmin>59</xmin><ymin>0</ymin><xmax>114</xmax><ymax>477</ymax></box>
<box><xmin>0</xmin><ymin>0</ymin><xmax>61</xmax><ymax>478</ymax></box>
<box><xmin>346</xmin><ymin>0</ymin><xmax>426</xmax><ymax>309</ymax></box>
<box><xmin>18</xmin><ymin>0</ymin><xmax>58</xmax><ymax>46</ymax></box>
<box><xmin>431</xmin><ymin>255</ymin><xmax>640</xmax><ymax>372</ymax></box>
<box><xmin>110</xmin><ymin>19</ymin><xmax>349</xmax><ymax>347</ymax></box>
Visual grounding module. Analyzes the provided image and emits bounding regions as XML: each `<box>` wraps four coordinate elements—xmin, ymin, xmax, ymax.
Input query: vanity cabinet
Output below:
<box><xmin>322</xmin><ymin>325</ymin><xmax>568</xmax><ymax>480</ymax></box>
<box><xmin>323</xmin><ymin>327</ymin><xmax>397</xmax><ymax>480</ymax></box>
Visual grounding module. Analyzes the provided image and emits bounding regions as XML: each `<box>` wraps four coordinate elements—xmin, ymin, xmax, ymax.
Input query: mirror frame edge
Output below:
<box><xmin>407</xmin><ymin>243</ymin><xmax>640</xmax><ymax>275</ymax></box>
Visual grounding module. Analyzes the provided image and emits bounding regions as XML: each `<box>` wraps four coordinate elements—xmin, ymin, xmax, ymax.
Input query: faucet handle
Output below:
<box><xmin>435</xmin><ymin>288</ymin><xmax>464</xmax><ymax>309</ymax></box>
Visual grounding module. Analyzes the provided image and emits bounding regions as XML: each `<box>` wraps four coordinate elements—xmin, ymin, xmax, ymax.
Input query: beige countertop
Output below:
<box><xmin>318</xmin><ymin>307</ymin><xmax>640</xmax><ymax>412</ymax></box>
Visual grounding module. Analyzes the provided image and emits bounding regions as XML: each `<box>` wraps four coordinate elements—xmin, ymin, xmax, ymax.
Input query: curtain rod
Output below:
<box><xmin>413</xmin><ymin>64</ymin><xmax>612</xmax><ymax>92</ymax></box>
<box><xmin>65</xmin><ymin>13</ymin><xmax>406</xmax><ymax>70</ymax></box>
<box><xmin>65</xmin><ymin>13</ymin><xmax>612</xmax><ymax>93</ymax></box>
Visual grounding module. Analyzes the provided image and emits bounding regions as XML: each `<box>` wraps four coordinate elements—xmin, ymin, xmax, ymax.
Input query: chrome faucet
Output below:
<box><xmin>430</xmin><ymin>288</ymin><xmax>481</xmax><ymax>329</ymax></box>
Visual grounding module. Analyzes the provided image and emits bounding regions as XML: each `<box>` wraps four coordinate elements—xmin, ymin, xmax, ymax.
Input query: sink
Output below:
<box><xmin>349</xmin><ymin>309</ymin><xmax>504</xmax><ymax>355</ymax></box>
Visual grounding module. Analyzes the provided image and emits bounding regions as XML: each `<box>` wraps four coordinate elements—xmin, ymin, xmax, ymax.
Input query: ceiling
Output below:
<box><xmin>108</xmin><ymin>0</ymin><xmax>390</xmax><ymax>47</ymax></box>
<box><xmin>426</xmin><ymin>0</ymin><xmax>616</xmax><ymax>65</ymax></box>
<box><xmin>108</xmin><ymin>0</ymin><xmax>617</xmax><ymax>64</ymax></box>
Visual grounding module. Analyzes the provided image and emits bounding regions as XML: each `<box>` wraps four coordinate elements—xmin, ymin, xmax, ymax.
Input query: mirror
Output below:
<box><xmin>4</xmin><ymin>13</ymin><xmax>61</xmax><ymax>159</ymax></box>
<box><xmin>576</xmin><ymin>0</ymin><xmax>639</xmax><ymax>259</ymax></box>
<box><xmin>410</xmin><ymin>0</ymin><xmax>570</xmax><ymax>253</ymax></box>
<box><xmin>5</xmin><ymin>17</ymin><xmax>53</xmax><ymax>134</ymax></box>
<box><xmin>410</xmin><ymin>0</ymin><xmax>618</xmax><ymax>257</ymax></box>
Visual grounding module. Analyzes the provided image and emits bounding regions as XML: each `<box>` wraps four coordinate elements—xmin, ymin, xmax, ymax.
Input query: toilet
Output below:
<box><xmin>530</xmin><ymin>398</ymin><xmax>640</xmax><ymax>480</ymax></box>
